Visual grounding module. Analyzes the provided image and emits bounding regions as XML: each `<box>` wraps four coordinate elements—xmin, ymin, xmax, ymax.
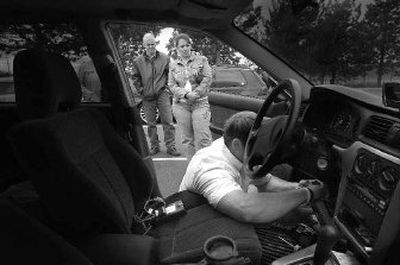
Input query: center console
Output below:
<box><xmin>271</xmin><ymin>143</ymin><xmax>400</xmax><ymax>265</ymax></box>
<box><xmin>335</xmin><ymin>148</ymin><xmax>400</xmax><ymax>264</ymax></box>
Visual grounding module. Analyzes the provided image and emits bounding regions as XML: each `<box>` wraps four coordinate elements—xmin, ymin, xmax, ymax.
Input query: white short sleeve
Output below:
<box><xmin>194</xmin><ymin>168</ymin><xmax>242</xmax><ymax>207</ymax></box>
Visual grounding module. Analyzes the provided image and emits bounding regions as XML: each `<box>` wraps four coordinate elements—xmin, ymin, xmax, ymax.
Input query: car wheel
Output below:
<box><xmin>139</xmin><ymin>103</ymin><xmax>160</xmax><ymax>125</ymax></box>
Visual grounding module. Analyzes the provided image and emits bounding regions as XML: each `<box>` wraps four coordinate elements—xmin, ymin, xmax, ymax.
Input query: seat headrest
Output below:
<box><xmin>13</xmin><ymin>49</ymin><xmax>82</xmax><ymax>120</ymax></box>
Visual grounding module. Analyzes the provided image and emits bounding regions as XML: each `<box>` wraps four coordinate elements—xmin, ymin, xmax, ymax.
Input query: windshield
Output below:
<box><xmin>234</xmin><ymin>0</ymin><xmax>400</xmax><ymax>95</ymax></box>
<box><xmin>212</xmin><ymin>69</ymin><xmax>246</xmax><ymax>88</ymax></box>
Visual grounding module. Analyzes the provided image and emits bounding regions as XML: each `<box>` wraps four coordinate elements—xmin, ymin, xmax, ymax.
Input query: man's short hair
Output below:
<box><xmin>143</xmin><ymin>32</ymin><xmax>155</xmax><ymax>43</ymax></box>
<box><xmin>223</xmin><ymin>111</ymin><xmax>257</xmax><ymax>147</ymax></box>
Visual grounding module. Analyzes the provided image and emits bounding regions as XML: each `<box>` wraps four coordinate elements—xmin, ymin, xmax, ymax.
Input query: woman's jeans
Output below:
<box><xmin>173</xmin><ymin>98</ymin><xmax>212</xmax><ymax>159</ymax></box>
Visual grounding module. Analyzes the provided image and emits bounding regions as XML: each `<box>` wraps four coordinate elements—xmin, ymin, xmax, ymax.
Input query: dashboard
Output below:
<box><xmin>302</xmin><ymin>92</ymin><xmax>361</xmax><ymax>147</ymax></box>
<box><xmin>296</xmin><ymin>86</ymin><xmax>400</xmax><ymax>265</ymax></box>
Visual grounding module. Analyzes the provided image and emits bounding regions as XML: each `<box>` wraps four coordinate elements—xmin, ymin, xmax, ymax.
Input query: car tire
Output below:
<box><xmin>138</xmin><ymin>103</ymin><xmax>160</xmax><ymax>125</ymax></box>
<box><xmin>138</xmin><ymin>102</ymin><xmax>176</xmax><ymax>125</ymax></box>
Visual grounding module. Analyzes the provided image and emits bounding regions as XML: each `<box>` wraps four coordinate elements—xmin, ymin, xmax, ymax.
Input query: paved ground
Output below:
<box><xmin>143</xmin><ymin>124</ymin><xmax>189</xmax><ymax>197</ymax></box>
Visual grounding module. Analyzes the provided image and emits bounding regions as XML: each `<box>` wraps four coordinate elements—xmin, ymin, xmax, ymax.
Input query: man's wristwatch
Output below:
<box><xmin>299</xmin><ymin>187</ymin><xmax>312</xmax><ymax>204</ymax></box>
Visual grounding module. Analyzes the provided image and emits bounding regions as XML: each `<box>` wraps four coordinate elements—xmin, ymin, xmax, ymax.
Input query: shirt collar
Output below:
<box><xmin>144</xmin><ymin>50</ymin><xmax>159</xmax><ymax>60</ymax></box>
<box><xmin>176</xmin><ymin>52</ymin><xmax>196</xmax><ymax>64</ymax></box>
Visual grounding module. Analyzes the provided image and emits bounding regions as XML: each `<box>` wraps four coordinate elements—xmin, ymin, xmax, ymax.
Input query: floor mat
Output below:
<box><xmin>255</xmin><ymin>223</ymin><xmax>317</xmax><ymax>265</ymax></box>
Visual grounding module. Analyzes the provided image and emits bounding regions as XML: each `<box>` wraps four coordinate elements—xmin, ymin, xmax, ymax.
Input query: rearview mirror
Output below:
<box><xmin>291</xmin><ymin>0</ymin><xmax>319</xmax><ymax>15</ymax></box>
<box><xmin>383</xmin><ymin>82</ymin><xmax>400</xmax><ymax>110</ymax></box>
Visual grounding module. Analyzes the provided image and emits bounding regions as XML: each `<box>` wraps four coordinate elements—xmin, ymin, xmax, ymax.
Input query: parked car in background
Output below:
<box><xmin>210</xmin><ymin>65</ymin><xmax>270</xmax><ymax>98</ymax></box>
<box><xmin>0</xmin><ymin>76</ymin><xmax>14</xmax><ymax>102</ymax></box>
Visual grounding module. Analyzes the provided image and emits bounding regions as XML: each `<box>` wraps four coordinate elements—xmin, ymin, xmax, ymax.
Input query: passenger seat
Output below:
<box><xmin>0</xmin><ymin>198</ymin><xmax>93</xmax><ymax>265</ymax></box>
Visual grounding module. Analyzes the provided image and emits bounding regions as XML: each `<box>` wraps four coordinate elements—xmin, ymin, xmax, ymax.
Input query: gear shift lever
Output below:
<box><xmin>313</xmin><ymin>224</ymin><xmax>340</xmax><ymax>265</ymax></box>
<box><xmin>312</xmin><ymin>201</ymin><xmax>340</xmax><ymax>265</ymax></box>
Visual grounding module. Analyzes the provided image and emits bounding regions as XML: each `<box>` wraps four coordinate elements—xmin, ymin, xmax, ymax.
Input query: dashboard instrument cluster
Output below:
<box><xmin>326</xmin><ymin>108</ymin><xmax>359</xmax><ymax>146</ymax></box>
<box><xmin>303</xmin><ymin>98</ymin><xmax>360</xmax><ymax>147</ymax></box>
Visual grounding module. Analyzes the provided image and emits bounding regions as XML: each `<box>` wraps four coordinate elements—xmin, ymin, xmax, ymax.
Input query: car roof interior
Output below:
<box><xmin>0</xmin><ymin>0</ymin><xmax>248</xmax><ymax>26</ymax></box>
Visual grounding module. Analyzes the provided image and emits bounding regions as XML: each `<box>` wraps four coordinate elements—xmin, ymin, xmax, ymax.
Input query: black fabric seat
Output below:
<box><xmin>9</xmin><ymin>49</ymin><xmax>262</xmax><ymax>264</ymax></box>
<box><xmin>0</xmin><ymin>198</ymin><xmax>93</xmax><ymax>265</ymax></box>
<box><xmin>2</xmin><ymin>48</ymin><xmax>83</xmax><ymax>220</ymax></box>
<box><xmin>14</xmin><ymin>49</ymin><xmax>81</xmax><ymax>120</ymax></box>
<box><xmin>0</xmin><ymin>48</ymin><xmax>76</xmax><ymax>192</ymax></box>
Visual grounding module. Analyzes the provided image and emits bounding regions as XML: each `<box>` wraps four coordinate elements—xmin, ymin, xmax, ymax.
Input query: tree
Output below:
<box><xmin>109</xmin><ymin>24</ymin><xmax>162</xmax><ymax>76</ymax></box>
<box><xmin>308</xmin><ymin>0</ymin><xmax>363</xmax><ymax>83</ymax></box>
<box><xmin>227</xmin><ymin>0</ymin><xmax>379</xmax><ymax>85</ymax></box>
<box><xmin>363</xmin><ymin>0</ymin><xmax>400</xmax><ymax>86</ymax></box>
<box><xmin>0</xmin><ymin>23</ymin><xmax>86</xmax><ymax>61</ymax></box>
<box><xmin>165</xmin><ymin>28</ymin><xmax>240</xmax><ymax>66</ymax></box>
<box><xmin>234</xmin><ymin>5</ymin><xmax>267</xmax><ymax>44</ymax></box>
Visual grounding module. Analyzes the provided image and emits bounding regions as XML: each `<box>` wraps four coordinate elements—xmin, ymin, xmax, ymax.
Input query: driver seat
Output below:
<box><xmin>8</xmin><ymin>49</ymin><xmax>262</xmax><ymax>264</ymax></box>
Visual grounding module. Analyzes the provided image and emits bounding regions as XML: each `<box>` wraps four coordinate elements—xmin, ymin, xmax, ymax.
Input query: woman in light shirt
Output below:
<box><xmin>168</xmin><ymin>33</ymin><xmax>213</xmax><ymax>159</ymax></box>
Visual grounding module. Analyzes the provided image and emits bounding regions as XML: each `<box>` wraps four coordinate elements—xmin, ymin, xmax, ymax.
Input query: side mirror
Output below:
<box><xmin>383</xmin><ymin>82</ymin><xmax>400</xmax><ymax>110</ymax></box>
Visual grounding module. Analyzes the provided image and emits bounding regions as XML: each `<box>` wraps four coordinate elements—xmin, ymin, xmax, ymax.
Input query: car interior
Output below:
<box><xmin>0</xmin><ymin>0</ymin><xmax>399</xmax><ymax>265</ymax></box>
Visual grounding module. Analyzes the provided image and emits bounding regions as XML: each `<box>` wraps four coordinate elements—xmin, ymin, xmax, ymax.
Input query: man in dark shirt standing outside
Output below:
<box><xmin>132</xmin><ymin>32</ymin><xmax>180</xmax><ymax>156</ymax></box>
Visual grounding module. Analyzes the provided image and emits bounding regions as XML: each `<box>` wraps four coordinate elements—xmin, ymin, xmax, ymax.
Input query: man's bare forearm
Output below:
<box><xmin>217</xmin><ymin>189</ymin><xmax>308</xmax><ymax>223</ymax></box>
<box><xmin>256</xmin><ymin>174</ymin><xmax>298</xmax><ymax>192</ymax></box>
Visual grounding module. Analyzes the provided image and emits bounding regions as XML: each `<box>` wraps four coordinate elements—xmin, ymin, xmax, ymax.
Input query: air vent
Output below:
<box><xmin>389</xmin><ymin>124</ymin><xmax>400</xmax><ymax>149</ymax></box>
<box><xmin>394</xmin><ymin>140</ymin><xmax>400</xmax><ymax>150</ymax></box>
<box><xmin>363</xmin><ymin>116</ymin><xmax>394</xmax><ymax>144</ymax></box>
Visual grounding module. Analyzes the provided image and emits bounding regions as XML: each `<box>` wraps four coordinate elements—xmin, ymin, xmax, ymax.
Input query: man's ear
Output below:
<box><xmin>231</xmin><ymin>138</ymin><xmax>245</xmax><ymax>154</ymax></box>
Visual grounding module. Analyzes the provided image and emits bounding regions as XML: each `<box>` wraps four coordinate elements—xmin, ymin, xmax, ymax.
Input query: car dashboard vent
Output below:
<box><xmin>394</xmin><ymin>139</ymin><xmax>400</xmax><ymax>150</ymax></box>
<box><xmin>389</xmin><ymin>123</ymin><xmax>400</xmax><ymax>150</ymax></box>
<box><xmin>362</xmin><ymin>116</ymin><xmax>394</xmax><ymax>144</ymax></box>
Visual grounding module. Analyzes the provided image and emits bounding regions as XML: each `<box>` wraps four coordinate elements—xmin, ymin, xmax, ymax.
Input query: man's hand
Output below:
<box><xmin>298</xmin><ymin>179</ymin><xmax>326</xmax><ymax>202</ymax></box>
<box><xmin>136</xmin><ymin>87</ymin><xmax>144</xmax><ymax>95</ymax></box>
<box><xmin>186</xmin><ymin>91</ymin><xmax>200</xmax><ymax>100</ymax></box>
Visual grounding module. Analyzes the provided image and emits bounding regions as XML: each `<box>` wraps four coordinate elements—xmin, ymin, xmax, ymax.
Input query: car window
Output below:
<box><xmin>240</xmin><ymin>69</ymin><xmax>268</xmax><ymax>97</ymax></box>
<box><xmin>108</xmin><ymin>23</ymin><xmax>271</xmax><ymax>101</ymax></box>
<box><xmin>0</xmin><ymin>23</ymin><xmax>107</xmax><ymax>103</ymax></box>
<box><xmin>0</xmin><ymin>40</ymin><xmax>17</xmax><ymax>102</ymax></box>
<box><xmin>107</xmin><ymin>22</ymin><xmax>273</xmax><ymax>194</ymax></box>
<box><xmin>241</xmin><ymin>69</ymin><xmax>265</xmax><ymax>89</ymax></box>
<box><xmin>234</xmin><ymin>0</ymin><xmax>400</xmax><ymax>95</ymax></box>
<box><xmin>211</xmin><ymin>69</ymin><xmax>246</xmax><ymax>88</ymax></box>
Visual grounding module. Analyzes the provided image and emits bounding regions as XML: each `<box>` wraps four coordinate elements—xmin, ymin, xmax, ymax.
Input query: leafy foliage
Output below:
<box><xmin>109</xmin><ymin>24</ymin><xmax>163</xmax><ymax>75</ymax></box>
<box><xmin>362</xmin><ymin>0</ymin><xmax>400</xmax><ymax>86</ymax></box>
<box><xmin>0</xmin><ymin>23</ymin><xmax>86</xmax><ymax>61</ymax></box>
<box><xmin>166</xmin><ymin>28</ymin><xmax>240</xmax><ymax>65</ymax></box>
<box><xmin>1</xmin><ymin>0</ymin><xmax>399</xmax><ymax>88</ymax></box>
<box><xmin>235</xmin><ymin>0</ymin><xmax>400</xmax><ymax>86</ymax></box>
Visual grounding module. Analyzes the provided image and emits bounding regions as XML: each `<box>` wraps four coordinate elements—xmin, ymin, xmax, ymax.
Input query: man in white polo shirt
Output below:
<box><xmin>179</xmin><ymin>111</ymin><xmax>324</xmax><ymax>223</ymax></box>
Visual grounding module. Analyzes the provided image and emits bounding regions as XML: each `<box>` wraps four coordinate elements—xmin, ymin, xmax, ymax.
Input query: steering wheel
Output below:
<box><xmin>244</xmin><ymin>79</ymin><xmax>302</xmax><ymax>178</ymax></box>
